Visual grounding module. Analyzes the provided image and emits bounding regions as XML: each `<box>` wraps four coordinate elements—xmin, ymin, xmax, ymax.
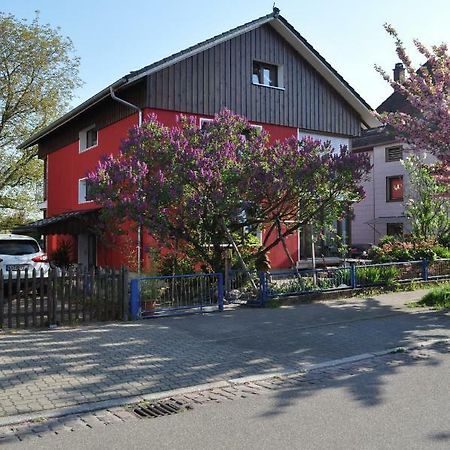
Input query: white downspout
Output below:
<box><xmin>109</xmin><ymin>86</ymin><xmax>143</xmax><ymax>274</ymax></box>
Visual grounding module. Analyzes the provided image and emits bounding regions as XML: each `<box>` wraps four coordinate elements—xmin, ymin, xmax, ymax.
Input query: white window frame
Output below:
<box><xmin>199</xmin><ymin>118</ymin><xmax>213</xmax><ymax>129</ymax></box>
<box><xmin>78</xmin><ymin>178</ymin><xmax>94</xmax><ymax>204</ymax></box>
<box><xmin>79</xmin><ymin>124</ymin><xmax>98</xmax><ymax>153</ymax></box>
<box><xmin>252</xmin><ymin>60</ymin><xmax>285</xmax><ymax>90</ymax></box>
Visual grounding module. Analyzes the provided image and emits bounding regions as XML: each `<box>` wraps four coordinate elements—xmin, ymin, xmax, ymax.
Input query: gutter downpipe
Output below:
<box><xmin>109</xmin><ymin>86</ymin><xmax>143</xmax><ymax>275</ymax></box>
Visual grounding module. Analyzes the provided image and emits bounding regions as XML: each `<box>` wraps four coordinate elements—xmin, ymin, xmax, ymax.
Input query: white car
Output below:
<box><xmin>0</xmin><ymin>234</ymin><xmax>50</xmax><ymax>281</ymax></box>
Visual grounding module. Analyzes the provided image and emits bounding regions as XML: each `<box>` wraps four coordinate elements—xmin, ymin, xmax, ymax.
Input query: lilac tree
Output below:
<box><xmin>89</xmin><ymin>110</ymin><xmax>370</xmax><ymax>272</ymax></box>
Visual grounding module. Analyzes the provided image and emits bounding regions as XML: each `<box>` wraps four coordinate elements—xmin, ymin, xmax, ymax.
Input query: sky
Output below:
<box><xmin>2</xmin><ymin>0</ymin><xmax>450</xmax><ymax>110</ymax></box>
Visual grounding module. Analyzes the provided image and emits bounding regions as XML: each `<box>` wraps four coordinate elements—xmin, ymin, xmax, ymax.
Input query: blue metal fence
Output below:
<box><xmin>128</xmin><ymin>259</ymin><xmax>450</xmax><ymax>318</ymax></box>
<box><xmin>130</xmin><ymin>273</ymin><xmax>223</xmax><ymax>318</ymax></box>
<box><xmin>428</xmin><ymin>258</ymin><xmax>450</xmax><ymax>280</ymax></box>
<box><xmin>259</xmin><ymin>259</ymin><xmax>450</xmax><ymax>304</ymax></box>
<box><xmin>225</xmin><ymin>270</ymin><xmax>261</xmax><ymax>305</ymax></box>
<box><xmin>264</xmin><ymin>267</ymin><xmax>353</xmax><ymax>299</ymax></box>
<box><xmin>354</xmin><ymin>260</ymin><xmax>423</xmax><ymax>288</ymax></box>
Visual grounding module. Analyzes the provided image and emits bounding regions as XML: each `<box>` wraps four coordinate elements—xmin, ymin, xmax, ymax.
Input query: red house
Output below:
<box><xmin>18</xmin><ymin>9</ymin><xmax>378</xmax><ymax>272</ymax></box>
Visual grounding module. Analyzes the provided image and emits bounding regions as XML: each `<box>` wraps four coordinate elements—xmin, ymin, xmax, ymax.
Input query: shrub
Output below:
<box><xmin>368</xmin><ymin>236</ymin><xmax>449</xmax><ymax>263</ymax></box>
<box><xmin>50</xmin><ymin>240</ymin><xmax>73</xmax><ymax>269</ymax></box>
<box><xmin>157</xmin><ymin>253</ymin><xmax>197</xmax><ymax>275</ymax></box>
<box><xmin>433</xmin><ymin>246</ymin><xmax>450</xmax><ymax>259</ymax></box>
<box><xmin>416</xmin><ymin>284</ymin><xmax>450</xmax><ymax>309</ymax></box>
<box><xmin>356</xmin><ymin>266</ymin><xmax>400</xmax><ymax>286</ymax></box>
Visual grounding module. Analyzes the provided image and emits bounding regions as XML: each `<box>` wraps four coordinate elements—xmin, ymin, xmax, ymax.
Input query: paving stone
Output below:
<box><xmin>0</xmin><ymin>295</ymin><xmax>449</xmax><ymax>422</ymax></box>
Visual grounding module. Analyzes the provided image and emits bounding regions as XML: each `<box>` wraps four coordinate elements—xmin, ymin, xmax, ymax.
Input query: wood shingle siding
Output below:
<box><xmin>146</xmin><ymin>24</ymin><xmax>360</xmax><ymax>136</ymax></box>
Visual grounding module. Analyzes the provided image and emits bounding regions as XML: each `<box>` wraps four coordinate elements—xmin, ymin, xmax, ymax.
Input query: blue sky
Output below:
<box><xmin>3</xmin><ymin>0</ymin><xmax>450</xmax><ymax>110</ymax></box>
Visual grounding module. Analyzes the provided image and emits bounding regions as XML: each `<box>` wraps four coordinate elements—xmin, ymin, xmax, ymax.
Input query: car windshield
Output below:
<box><xmin>0</xmin><ymin>240</ymin><xmax>39</xmax><ymax>255</ymax></box>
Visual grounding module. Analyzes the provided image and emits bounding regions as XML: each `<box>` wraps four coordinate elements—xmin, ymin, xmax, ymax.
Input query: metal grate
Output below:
<box><xmin>132</xmin><ymin>400</ymin><xmax>192</xmax><ymax>419</ymax></box>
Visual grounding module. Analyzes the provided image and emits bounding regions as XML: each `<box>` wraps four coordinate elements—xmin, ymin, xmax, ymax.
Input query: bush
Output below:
<box><xmin>433</xmin><ymin>246</ymin><xmax>450</xmax><ymax>259</ymax></box>
<box><xmin>368</xmin><ymin>236</ymin><xmax>450</xmax><ymax>263</ymax></box>
<box><xmin>157</xmin><ymin>253</ymin><xmax>197</xmax><ymax>275</ymax></box>
<box><xmin>416</xmin><ymin>284</ymin><xmax>450</xmax><ymax>309</ymax></box>
<box><xmin>50</xmin><ymin>240</ymin><xmax>73</xmax><ymax>269</ymax></box>
<box><xmin>356</xmin><ymin>266</ymin><xmax>400</xmax><ymax>286</ymax></box>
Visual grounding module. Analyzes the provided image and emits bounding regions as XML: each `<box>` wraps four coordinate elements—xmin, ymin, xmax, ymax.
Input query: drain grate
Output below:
<box><xmin>132</xmin><ymin>399</ymin><xmax>192</xmax><ymax>419</ymax></box>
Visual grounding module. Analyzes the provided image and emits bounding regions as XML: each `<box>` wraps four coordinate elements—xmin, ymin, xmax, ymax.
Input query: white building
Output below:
<box><xmin>351</xmin><ymin>63</ymin><xmax>438</xmax><ymax>245</ymax></box>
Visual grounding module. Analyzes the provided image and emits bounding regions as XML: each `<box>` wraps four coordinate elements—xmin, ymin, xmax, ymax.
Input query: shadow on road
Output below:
<box><xmin>0</xmin><ymin>293</ymin><xmax>449</xmax><ymax>443</ymax></box>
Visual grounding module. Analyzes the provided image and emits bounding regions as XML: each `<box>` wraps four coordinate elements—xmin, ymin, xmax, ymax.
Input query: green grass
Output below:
<box><xmin>415</xmin><ymin>283</ymin><xmax>450</xmax><ymax>309</ymax></box>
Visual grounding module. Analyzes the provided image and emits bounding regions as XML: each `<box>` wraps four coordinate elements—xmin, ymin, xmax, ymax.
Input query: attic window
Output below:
<box><xmin>385</xmin><ymin>146</ymin><xmax>403</xmax><ymax>162</ymax></box>
<box><xmin>252</xmin><ymin>61</ymin><xmax>282</xmax><ymax>88</ymax></box>
<box><xmin>79</xmin><ymin>125</ymin><xmax>98</xmax><ymax>152</ymax></box>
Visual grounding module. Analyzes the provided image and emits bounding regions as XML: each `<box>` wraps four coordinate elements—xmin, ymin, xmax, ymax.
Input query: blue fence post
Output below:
<box><xmin>130</xmin><ymin>279</ymin><xmax>140</xmax><ymax>320</ymax></box>
<box><xmin>217</xmin><ymin>273</ymin><xmax>224</xmax><ymax>312</ymax></box>
<box><xmin>422</xmin><ymin>259</ymin><xmax>429</xmax><ymax>281</ymax></box>
<box><xmin>258</xmin><ymin>271</ymin><xmax>267</xmax><ymax>306</ymax></box>
<box><xmin>350</xmin><ymin>263</ymin><xmax>357</xmax><ymax>289</ymax></box>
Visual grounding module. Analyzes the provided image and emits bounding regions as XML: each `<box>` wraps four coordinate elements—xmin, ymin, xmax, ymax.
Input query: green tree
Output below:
<box><xmin>403</xmin><ymin>156</ymin><xmax>450</xmax><ymax>244</ymax></box>
<box><xmin>0</xmin><ymin>12</ymin><xmax>82</xmax><ymax>225</ymax></box>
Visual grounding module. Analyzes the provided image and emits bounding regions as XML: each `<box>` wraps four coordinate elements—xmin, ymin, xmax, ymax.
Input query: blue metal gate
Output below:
<box><xmin>130</xmin><ymin>273</ymin><xmax>224</xmax><ymax>318</ymax></box>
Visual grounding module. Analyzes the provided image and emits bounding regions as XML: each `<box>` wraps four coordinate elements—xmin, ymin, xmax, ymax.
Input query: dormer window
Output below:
<box><xmin>252</xmin><ymin>61</ymin><xmax>282</xmax><ymax>88</ymax></box>
<box><xmin>79</xmin><ymin>125</ymin><xmax>98</xmax><ymax>152</ymax></box>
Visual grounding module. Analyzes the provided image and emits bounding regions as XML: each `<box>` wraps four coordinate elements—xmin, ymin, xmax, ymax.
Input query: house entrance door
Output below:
<box><xmin>78</xmin><ymin>234</ymin><xmax>97</xmax><ymax>268</ymax></box>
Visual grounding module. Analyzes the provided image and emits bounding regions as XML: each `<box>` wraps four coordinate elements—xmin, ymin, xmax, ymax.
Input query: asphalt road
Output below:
<box><xmin>5</xmin><ymin>344</ymin><xmax>450</xmax><ymax>450</ymax></box>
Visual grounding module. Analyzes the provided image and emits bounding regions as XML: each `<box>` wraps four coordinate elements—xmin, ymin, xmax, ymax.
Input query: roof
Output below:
<box><xmin>19</xmin><ymin>8</ymin><xmax>379</xmax><ymax>149</ymax></box>
<box><xmin>352</xmin><ymin>126</ymin><xmax>399</xmax><ymax>150</ymax></box>
<box><xmin>377</xmin><ymin>91</ymin><xmax>416</xmax><ymax>115</ymax></box>
<box><xmin>376</xmin><ymin>62</ymin><xmax>432</xmax><ymax>115</ymax></box>
<box><xmin>13</xmin><ymin>209</ymin><xmax>100</xmax><ymax>235</ymax></box>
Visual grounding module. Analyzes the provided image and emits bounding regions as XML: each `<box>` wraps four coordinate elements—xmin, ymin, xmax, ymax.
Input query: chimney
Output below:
<box><xmin>393</xmin><ymin>63</ymin><xmax>405</xmax><ymax>83</ymax></box>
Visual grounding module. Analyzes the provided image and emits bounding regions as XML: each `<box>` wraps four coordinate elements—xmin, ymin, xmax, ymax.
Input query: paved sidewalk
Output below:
<box><xmin>0</xmin><ymin>289</ymin><xmax>449</xmax><ymax>419</ymax></box>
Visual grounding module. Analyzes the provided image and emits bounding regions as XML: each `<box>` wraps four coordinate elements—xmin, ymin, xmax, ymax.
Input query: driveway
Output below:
<box><xmin>0</xmin><ymin>289</ymin><xmax>449</xmax><ymax>418</ymax></box>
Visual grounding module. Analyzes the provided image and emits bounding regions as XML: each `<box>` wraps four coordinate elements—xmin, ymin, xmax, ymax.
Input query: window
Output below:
<box><xmin>79</xmin><ymin>125</ymin><xmax>98</xmax><ymax>152</ymax></box>
<box><xmin>386</xmin><ymin>176</ymin><xmax>404</xmax><ymax>202</ymax></box>
<box><xmin>78</xmin><ymin>178</ymin><xmax>94</xmax><ymax>203</ymax></box>
<box><xmin>387</xmin><ymin>222</ymin><xmax>403</xmax><ymax>237</ymax></box>
<box><xmin>199</xmin><ymin>118</ymin><xmax>213</xmax><ymax>130</ymax></box>
<box><xmin>385</xmin><ymin>146</ymin><xmax>403</xmax><ymax>162</ymax></box>
<box><xmin>252</xmin><ymin>61</ymin><xmax>281</xmax><ymax>88</ymax></box>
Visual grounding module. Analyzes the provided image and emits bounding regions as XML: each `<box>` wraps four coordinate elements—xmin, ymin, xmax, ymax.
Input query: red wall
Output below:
<box><xmin>47</xmin><ymin>113</ymin><xmax>140</xmax><ymax>216</ymax></box>
<box><xmin>46</xmin><ymin>108</ymin><xmax>299</xmax><ymax>270</ymax></box>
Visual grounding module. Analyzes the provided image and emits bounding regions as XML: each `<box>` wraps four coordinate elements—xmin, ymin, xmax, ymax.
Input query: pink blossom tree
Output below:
<box><xmin>89</xmin><ymin>110</ymin><xmax>370</xmax><ymax>272</ymax></box>
<box><xmin>376</xmin><ymin>24</ymin><xmax>450</xmax><ymax>166</ymax></box>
